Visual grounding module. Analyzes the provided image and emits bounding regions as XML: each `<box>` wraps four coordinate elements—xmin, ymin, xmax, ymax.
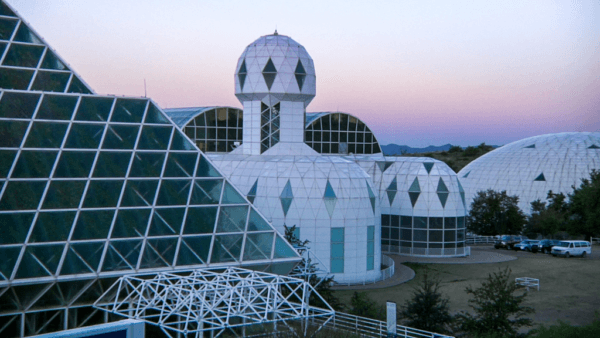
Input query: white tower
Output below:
<box><xmin>234</xmin><ymin>32</ymin><xmax>317</xmax><ymax>155</ymax></box>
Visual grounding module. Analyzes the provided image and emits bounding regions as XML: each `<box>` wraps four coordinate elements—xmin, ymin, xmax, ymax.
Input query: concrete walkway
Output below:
<box><xmin>332</xmin><ymin>246</ymin><xmax>516</xmax><ymax>290</ymax></box>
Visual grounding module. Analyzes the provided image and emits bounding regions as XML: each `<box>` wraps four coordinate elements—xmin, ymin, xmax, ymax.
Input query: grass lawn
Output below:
<box><xmin>335</xmin><ymin>246</ymin><xmax>600</xmax><ymax>329</ymax></box>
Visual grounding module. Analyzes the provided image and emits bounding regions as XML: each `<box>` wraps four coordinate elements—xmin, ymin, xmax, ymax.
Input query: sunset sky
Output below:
<box><xmin>7</xmin><ymin>0</ymin><xmax>599</xmax><ymax>147</ymax></box>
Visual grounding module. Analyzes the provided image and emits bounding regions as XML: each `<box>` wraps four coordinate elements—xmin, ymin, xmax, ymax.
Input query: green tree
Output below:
<box><xmin>468</xmin><ymin>190</ymin><xmax>527</xmax><ymax>236</ymax></box>
<box><xmin>525</xmin><ymin>191</ymin><xmax>568</xmax><ymax>238</ymax></box>
<box><xmin>567</xmin><ymin>169</ymin><xmax>600</xmax><ymax>240</ymax></box>
<box><xmin>401</xmin><ymin>267</ymin><xmax>452</xmax><ymax>334</ymax></box>
<box><xmin>456</xmin><ymin>267</ymin><xmax>534</xmax><ymax>338</ymax></box>
<box><xmin>349</xmin><ymin>291</ymin><xmax>385</xmax><ymax>320</ymax></box>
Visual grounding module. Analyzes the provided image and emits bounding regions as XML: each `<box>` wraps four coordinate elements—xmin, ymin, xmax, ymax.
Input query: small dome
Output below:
<box><xmin>235</xmin><ymin>33</ymin><xmax>316</xmax><ymax>105</ymax></box>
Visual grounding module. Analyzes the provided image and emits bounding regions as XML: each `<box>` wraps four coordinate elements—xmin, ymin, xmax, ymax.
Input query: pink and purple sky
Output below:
<box><xmin>8</xmin><ymin>0</ymin><xmax>600</xmax><ymax>147</ymax></box>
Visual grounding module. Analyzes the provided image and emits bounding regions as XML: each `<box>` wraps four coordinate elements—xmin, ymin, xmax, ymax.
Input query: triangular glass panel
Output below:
<box><xmin>190</xmin><ymin>179</ymin><xmax>223</xmax><ymax>204</ymax></box>
<box><xmin>110</xmin><ymin>99</ymin><xmax>146</xmax><ymax>123</ymax></box>
<box><xmin>0</xmin><ymin>1</ymin><xmax>17</xmax><ymax>17</ymax></box>
<box><xmin>33</xmin><ymin>280</ymin><xmax>91</xmax><ymax>308</ymax></box>
<box><xmin>263</xmin><ymin>73</ymin><xmax>277</xmax><ymax>90</ymax></box>
<box><xmin>210</xmin><ymin>234</ymin><xmax>243</xmax><ymax>263</ymax></box>
<box><xmin>71</xmin><ymin>210</ymin><xmax>114</xmax><ymax>240</ymax></box>
<box><xmin>457</xmin><ymin>179</ymin><xmax>466</xmax><ymax>206</ymax></box>
<box><xmin>184</xmin><ymin>207</ymin><xmax>218</xmax><ymax>234</ymax></box>
<box><xmin>0</xmin><ymin>92</ymin><xmax>41</xmax><ymax>119</ymax></box>
<box><xmin>170</xmin><ymin>129</ymin><xmax>195</xmax><ymax>151</ymax></box>
<box><xmin>13</xmin><ymin>23</ymin><xmax>42</xmax><ymax>44</ymax></box>
<box><xmin>588</xmin><ymin>144</ymin><xmax>600</xmax><ymax>149</ymax></box>
<box><xmin>67</xmin><ymin>76</ymin><xmax>92</xmax><ymax>94</ymax></box>
<box><xmin>280</xmin><ymin>198</ymin><xmax>293</xmax><ymax>217</ymax></box>
<box><xmin>408</xmin><ymin>177</ymin><xmax>421</xmax><ymax>192</ymax></box>
<box><xmin>221</xmin><ymin>181</ymin><xmax>247</xmax><ymax>204</ymax></box>
<box><xmin>177</xmin><ymin>236</ymin><xmax>211</xmax><ymax>266</ymax></box>
<box><xmin>324</xmin><ymin>198</ymin><xmax>337</xmax><ymax>218</ymax></box>
<box><xmin>386</xmin><ymin>177</ymin><xmax>397</xmax><ymax>205</ymax></box>
<box><xmin>423</xmin><ymin>162</ymin><xmax>434</xmax><ymax>174</ymax></box>
<box><xmin>102</xmin><ymin>240</ymin><xmax>142</xmax><ymax>272</ymax></box>
<box><xmin>238</xmin><ymin>60</ymin><xmax>247</xmax><ymax>90</ymax></box>
<box><xmin>437</xmin><ymin>177</ymin><xmax>449</xmax><ymax>192</ymax></box>
<box><xmin>463</xmin><ymin>171</ymin><xmax>470</xmax><ymax>178</ymax></box>
<box><xmin>324</xmin><ymin>180</ymin><xmax>337</xmax><ymax>199</ymax></box>
<box><xmin>376</xmin><ymin>161</ymin><xmax>393</xmax><ymax>172</ymax></box>
<box><xmin>534</xmin><ymin>173</ymin><xmax>546</xmax><ymax>181</ymax></box>
<box><xmin>386</xmin><ymin>190</ymin><xmax>397</xmax><ymax>206</ymax></box>
<box><xmin>0</xmin><ymin>247</ymin><xmax>21</xmax><ymax>280</ymax></box>
<box><xmin>263</xmin><ymin>58</ymin><xmax>277</xmax><ymax>73</ymax></box>
<box><xmin>196</xmin><ymin>155</ymin><xmax>221</xmax><ymax>177</ymax></box>
<box><xmin>247</xmin><ymin>179</ymin><xmax>258</xmax><ymax>204</ymax></box>
<box><xmin>437</xmin><ymin>192</ymin><xmax>449</xmax><ymax>208</ymax></box>
<box><xmin>247</xmin><ymin>208</ymin><xmax>272</xmax><ymax>231</ymax></box>
<box><xmin>137</xmin><ymin>126</ymin><xmax>172</xmax><ymax>150</ymax></box>
<box><xmin>243</xmin><ymin>232</ymin><xmax>274</xmax><ymax>261</ymax></box>
<box><xmin>15</xmin><ymin>244</ymin><xmax>64</xmax><ymax>278</ymax></box>
<box><xmin>524</xmin><ymin>144</ymin><xmax>535</xmax><ymax>149</ymax></box>
<box><xmin>281</xmin><ymin>180</ymin><xmax>294</xmax><ymax>199</ymax></box>
<box><xmin>216</xmin><ymin>206</ymin><xmax>248</xmax><ymax>233</ymax></box>
<box><xmin>365</xmin><ymin>180</ymin><xmax>376</xmax><ymax>213</ymax></box>
<box><xmin>60</xmin><ymin>242</ymin><xmax>104</xmax><ymax>275</ymax></box>
<box><xmin>273</xmin><ymin>236</ymin><xmax>298</xmax><ymax>259</ymax></box>
<box><xmin>295</xmin><ymin>60</ymin><xmax>306</xmax><ymax>90</ymax></box>
<box><xmin>74</xmin><ymin>96</ymin><xmax>112</xmax><ymax>122</ymax></box>
<box><xmin>149</xmin><ymin>208</ymin><xmax>184</xmax><ymax>236</ymax></box>
<box><xmin>144</xmin><ymin>103</ymin><xmax>170</xmax><ymax>124</ymax></box>
<box><xmin>408</xmin><ymin>191</ymin><xmax>420</xmax><ymax>207</ymax></box>
<box><xmin>164</xmin><ymin>152</ymin><xmax>197</xmax><ymax>178</ymax></box>
<box><xmin>40</xmin><ymin>50</ymin><xmax>68</xmax><ymax>71</ymax></box>
<box><xmin>140</xmin><ymin>238</ymin><xmax>178</xmax><ymax>269</ymax></box>
<box><xmin>29</xmin><ymin>211</ymin><xmax>75</xmax><ymax>242</ymax></box>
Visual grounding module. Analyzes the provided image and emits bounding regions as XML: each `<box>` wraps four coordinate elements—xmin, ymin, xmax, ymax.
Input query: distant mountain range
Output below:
<box><xmin>381</xmin><ymin>143</ymin><xmax>499</xmax><ymax>155</ymax></box>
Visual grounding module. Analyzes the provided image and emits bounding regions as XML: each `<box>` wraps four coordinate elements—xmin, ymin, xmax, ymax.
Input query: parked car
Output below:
<box><xmin>532</xmin><ymin>239</ymin><xmax>560</xmax><ymax>254</ymax></box>
<box><xmin>514</xmin><ymin>240</ymin><xmax>540</xmax><ymax>252</ymax></box>
<box><xmin>551</xmin><ymin>240</ymin><xmax>592</xmax><ymax>258</ymax></box>
<box><xmin>494</xmin><ymin>235</ymin><xmax>528</xmax><ymax>250</ymax></box>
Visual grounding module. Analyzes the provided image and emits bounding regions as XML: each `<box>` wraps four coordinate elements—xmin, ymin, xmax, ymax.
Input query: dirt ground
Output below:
<box><xmin>336</xmin><ymin>245</ymin><xmax>600</xmax><ymax>329</ymax></box>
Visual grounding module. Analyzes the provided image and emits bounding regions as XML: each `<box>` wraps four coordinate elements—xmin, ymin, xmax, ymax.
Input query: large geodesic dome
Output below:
<box><xmin>458</xmin><ymin>132</ymin><xmax>600</xmax><ymax>214</ymax></box>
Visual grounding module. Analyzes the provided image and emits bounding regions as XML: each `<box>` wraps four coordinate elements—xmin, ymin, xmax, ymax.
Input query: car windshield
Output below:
<box><xmin>501</xmin><ymin>235</ymin><xmax>511</xmax><ymax>240</ymax></box>
<box><xmin>558</xmin><ymin>241</ymin><xmax>570</xmax><ymax>247</ymax></box>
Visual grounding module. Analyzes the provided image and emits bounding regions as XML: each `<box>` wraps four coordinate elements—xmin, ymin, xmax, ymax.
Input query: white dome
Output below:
<box><xmin>458</xmin><ymin>132</ymin><xmax>600</xmax><ymax>214</ymax></box>
<box><xmin>234</xmin><ymin>33</ymin><xmax>316</xmax><ymax>105</ymax></box>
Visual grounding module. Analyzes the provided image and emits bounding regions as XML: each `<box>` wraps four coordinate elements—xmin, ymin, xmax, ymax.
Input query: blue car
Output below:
<box><xmin>513</xmin><ymin>240</ymin><xmax>540</xmax><ymax>252</ymax></box>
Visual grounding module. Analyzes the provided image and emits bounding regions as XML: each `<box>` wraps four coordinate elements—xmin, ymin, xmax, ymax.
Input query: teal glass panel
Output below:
<box><xmin>53</xmin><ymin>151</ymin><xmax>96</xmax><ymax>178</ymax></box>
<box><xmin>331</xmin><ymin>228</ymin><xmax>344</xmax><ymax>242</ymax></box>
<box><xmin>110</xmin><ymin>99</ymin><xmax>146</xmax><ymax>123</ymax></box>
<box><xmin>324</xmin><ymin>180</ymin><xmax>336</xmax><ymax>198</ymax></box>
<box><xmin>71</xmin><ymin>210</ymin><xmax>114</xmax><ymax>240</ymax></box>
<box><xmin>92</xmin><ymin>152</ymin><xmax>132</xmax><ymax>177</ymax></box>
<box><xmin>111</xmin><ymin>209</ymin><xmax>151</xmax><ymax>238</ymax></box>
<box><xmin>534</xmin><ymin>173</ymin><xmax>546</xmax><ymax>181</ymax></box>
<box><xmin>331</xmin><ymin>243</ymin><xmax>344</xmax><ymax>258</ymax></box>
<box><xmin>170</xmin><ymin>130</ymin><xmax>195</xmax><ymax>151</ymax></box>
<box><xmin>144</xmin><ymin>103</ymin><xmax>170</xmax><ymax>124</ymax></box>
<box><xmin>221</xmin><ymin>182</ymin><xmax>246</xmax><ymax>204</ymax></box>
<box><xmin>0</xmin><ymin>18</ymin><xmax>17</xmax><ymax>39</ymax></box>
<box><xmin>40</xmin><ymin>50</ymin><xmax>67</xmax><ymax>70</ymax></box>
<box><xmin>280</xmin><ymin>198</ymin><xmax>292</xmax><ymax>216</ymax></box>
<box><xmin>64</xmin><ymin>123</ymin><xmax>105</xmax><ymax>149</ymax></box>
<box><xmin>156</xmin><ymin>179</ymin><xmax>191</xmax><ymax>206</ymax></box>
<box><xmin>129</xmin><ymin>152</ymin><xmax>165</xmax><ymax>177</ymax></box>
<box><xmin>15</xmin><ymin>244</ymin><xmax>65</xmax><ymax>278</ymax></box>
<box><xmin>3</xmin><ymin>44</ymin><xmax>44</xmax><ymax>67</ymax></box>
<box><xmin>367</xmin><ymin>241</ymin><xmax>374</xmax><ymax>255</ymax></box>
<box><xmin>102</xmin><ymin>125</ymin><xmax>139</xmax><ymax>149</ymax></box>
<box><xmin>102</xmin><ymin>240</ymin><xmax>142</xmax><ymax>271</ymax></box>
<box><xmin>0</xmin><ymin>247</ymin><xmax>21</xmax><ymax>280</ymax></box>
<box><xmin>149</xmin><ymin>208</ymin><xmax>185</xmax><ymax>236</ymax></box>
<box><xmin>273</xmin><ymin>236</ymin><xmax>297</xmax><ymax>259</ymax></box>
<box><xmin>13</xmin><ymin>22</ymin><xmax>42</xmax><ymax>43</ymax></box>
<box><xmin>183</xmin><ymin>207</ymin><xmax>217</xmax><ymax>234</ymax></box>
<box><xmin>31</xmin><ymin>71</ymin><xmax>70</xmax><ymax>92</ymax></box>
<box><xmin>34</xmin><ymin>280</ymin><xmax>93</xmax><ymax>308</ymax></box>
<box><xmin>137</xmin><ymin>126</ymin><xmax>172</xmax><ymax>150</ymax></box>
<box><xmin>210</xmin><ymin>234</ymin><xmax>243</xmax><ymax>263</ymax></box>
<box><xmin>457</xmin><ymin>229</ymin><xmax>465</xmax><ymax>241</ymax></box>
<box><xmin>457</xmin><ymin>217</ymin><xmax>465</xmax><ymax>228</ymax></box>
<box><xmin>0</xmin><ymin>212</ymin><xmax>34</xmax><ymax>244</ymax></box>
<box><xmin>0</xmin><ymin>150</ymin><xmax>17</xmax><ymax>177</ymax></box>
<box><xmin>42</xmin><ymin>180</ymin><xmax>86</xmax><ymax>209</ymax></box>
<box><xmin>0</xmin><ymin>67</ymin><xmax>34</xmax><ymax>90</ymax></box>
<box><xmin>444</xmin><ymin>217</ymin><xmax>456</xmax><ymax>229</ymax></box>
<box><xmin>67</xmin><ymin>76</ymin><xmax>92</xmax><ymax>94</ymax></box>
<box><xmin>414</xmin><ymin>217</ymin><xmax>427</xmax><ymax>229</ymax></box>
<box><xmin>164</xmin><ymin>152</ymin><xmax>197</xmax><ymax>177</ymax></box>
<box><xmin>247</xmin><ymin>179</ymin><xmax>258</xmax><ymax>203</ymax></box>
<box><xmin>367</xmin><ymin>226</ymin><xmax>374</xmax><ymax>241</ymax></box>
<box><xmin>29</xmin><ymin>211</ymin><xmax>75</xmax><ymax>242</ymax></box>
<box><xmin>75</xmin><ymin>97</ymin><xmax>113</xmax><ymax>122</ymax></box>
<box><xmin>463</xmin><ymin>171</ymin><xmax>470</xmax><ymax>178</ymax></box>
<box><xmin>437</xmin><ymin>192</ymin><xmax>449</xmax><ymax>207</ymax></box>
<box><xmin>121</xmin><ymin>180</ymin><xmax>158</xmax><ymax>207</ymax></box>
<box><xmin>423</xmin><ymin>162</ymin><xmax>434</xmax><ymax>173</ymax></box>
<box><xmin>429</xmin><ymin>217</ymin><xmax>443</xmax><ymax>229</ymax></box>
<box><xmin>243</xmin><ymin>232</ymin><xmax>274</xmax><ymax>261</ymax></box>
<box><xmin>61</xmin><ymin>242</ymin><xmax>104</xmax><ymax>275</ymax></box>
<box><xmin>0</xmin><ymin>181</ymin><xmax>46</xmax><ymax>210</ymax></box>
<box><xmin>0</xmin><ymin>120</ymin><xmax>29</xmax><ymax>147</ymax></box>
<box><xmin>437</xmin><ymin>177</ymin><xmax>449</xmax><ymax>192</ymax></box>
<box><xmin>195</xmin><ymin>155</ymin><xmax>221</xmax><ymax>177</ymax></box>
<box><xmin>0</xmin><ymin>92</ymin><xmax>40</xmax><ymax>118</ymax></box>
<box><xmin>35</xmin><ymin>95</ymin><xmax>76</xmax><ymax>120</ymax></box>
<box><xmin>247</xmin><ymin>208</ymin><xmax>271</xmax><ymax>231</ymax></box>
<box><xmin>177</xmin><ymin>236</ymin><xmax>211</xmax><ymax>265</ymax></box>
<box><xmin>139</xmin><ymin>238</ymin><xmax>178</xmax><ymax>268</ymax></box>
<box><xmin>216</xmin><ymin>206</ymin><xmax>248</xmax><ymax>233</ymax></box>
<box><xmin>11</xmin><ymin>150</ymin><xmax>58</xmax><ymax>178</ymax></box>
<box><xmin>367</xmin><ymin>256</ymin><xmax>374</xmax><ymax>271</ymax></box>
<box><xmin>24</xmin><ymin>122</ymin><xmax>68</xmax><ymax>148</ymax></box>
<box><xmin>414</xmin><ymin>230</ymin><xmax>427</xmax><ymax>241</ymax></box>
<box><xmin>190</xmin><ymin>179</ymin><xmax>222</xmax><ymax>205</ymax></box>
<box><xmin>83</xmin><ymin>180</ymin><xmax>124</xmax><ymax>208</ymax></box>
<box><xmin>408</xmin><ymin>192</ymin><xmax>420</xmax><ymax>207</ymax></box>
<box><xmin>331</xmin><ymin>258</ymin><xmax>343</xmax><ymax>273</ymax></box>
<box><xmin>409</xmin><ymin>177</ymin><xmax>421</xmax><ymax>192</ymax></box>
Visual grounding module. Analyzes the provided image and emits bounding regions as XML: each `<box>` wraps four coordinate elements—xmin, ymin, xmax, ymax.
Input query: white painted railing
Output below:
<box><xmin>466</xmin><ymin>235</ymin><xmax>497</xmax><ymax>244</ymax></box>
<box><xmin>591</xmin><ymin>237</ymin><xmax>600</xmax><ymax>245</ymax></box>
<box><xmin>515</xmin><ymin>277</ymin><xmax>540</xmax><ymax>291</ymax></box>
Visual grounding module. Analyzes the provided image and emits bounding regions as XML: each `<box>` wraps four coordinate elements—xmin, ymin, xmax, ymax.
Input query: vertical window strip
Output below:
<box><xmin>330</xmin><ymin>227</ymin><xmax>344</xmax><ymax>273</ymax></box>
<box><xmin>367</xmin><ymin>225</ymin><xmax>374</xmax><ymax>271</ymax></box>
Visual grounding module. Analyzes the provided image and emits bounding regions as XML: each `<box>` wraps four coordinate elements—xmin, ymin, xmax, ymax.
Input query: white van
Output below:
<box><xmin>551</xmin><ymin>240</ymin><xmax>592</xmax><ymax>258</ymax></box>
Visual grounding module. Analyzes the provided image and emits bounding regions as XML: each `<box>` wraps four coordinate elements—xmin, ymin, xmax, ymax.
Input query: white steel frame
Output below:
<box><xmin>93</xmin><ymin>267</ymin><xmax>335</xmax><ymax>337</ymax></box>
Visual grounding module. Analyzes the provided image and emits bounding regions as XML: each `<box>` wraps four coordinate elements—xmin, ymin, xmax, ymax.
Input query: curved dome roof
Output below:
<box><xmin>234</xmin><ymin>33</ymin><xmax>316</xmax><ymax>105</ymax></box>
<box><xmin>458</xmin><ymin>132</ymin><xmax>600</xmax><ymax>214</ymax></box>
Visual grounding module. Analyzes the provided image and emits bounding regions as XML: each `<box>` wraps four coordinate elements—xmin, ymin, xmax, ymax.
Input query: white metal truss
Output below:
<box><xmin>93</xmin><ymin>267</ymin><xmax>335</xmax><ymax>337</ymax></box>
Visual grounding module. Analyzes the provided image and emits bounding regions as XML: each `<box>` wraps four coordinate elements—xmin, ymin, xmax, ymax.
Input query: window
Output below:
<box><xmin>330</xmin><ymin>228</ymin><xmax>344</xmax><ymax>273</ymax></box>
<box><xmin>367</xmin><ymin>226</ymin><xmax>374</xmax><ymax>270</ymax></box>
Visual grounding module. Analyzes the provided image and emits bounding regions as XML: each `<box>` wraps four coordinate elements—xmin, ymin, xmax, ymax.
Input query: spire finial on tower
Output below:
<box><xmin>274</xmin><ymin>29</ymin><xmax>278</xmax><ymax>35</ymax></box>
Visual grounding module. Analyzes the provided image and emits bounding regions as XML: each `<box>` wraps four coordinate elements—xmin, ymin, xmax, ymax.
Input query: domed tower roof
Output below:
<box><xmin>235</xmin><ymin>32</ymin><xmax>316</xmax><ymax>105</ymax></box>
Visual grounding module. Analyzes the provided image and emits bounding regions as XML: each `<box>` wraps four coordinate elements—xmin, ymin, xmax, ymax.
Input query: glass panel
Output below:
<box><xmin>414</xmin><ymin>230</ymin><xmax>427</xmax><ymax>241</ymax></box>
<box><xmin>216</xmin><ymin>206</ymin><xmax>248</xmax><ymax>233</ymax></box>
<box><xmin>243</xmin><ymin>232</ymin><xmax>274</xmax><ymax>261</ymax></box>
<box><xmin>0</xmin><ymin>181</ymin><xmax>46</xmax><ymax>210</ymax></box>
<box><xmin>102</xmin><ymin>125</ymin><xmax>139</xmax><ymax>149</ymax></box>
<box><xmin>444</xmin><ymin>230</ymin><xmax>456</xmax><ymax>242</ymax></box>
<box><xmin>11</xmin><ymin>150</ymin><xmax>58</xmax><ymax>178</ymax></box>
<box><xmin>391</xmin><ymin>215</ymin><xmax>400</xmax><ymax>228</ymax></box>
<box><xmin>0</xmin><ymin>67</ymin><xmax>34</xmax><ymax>89</ymax></box>
<box><xmin>31</xmin><ymin>71</ymin><xmax>70</xmax><ymax>92</ymax></box>
<box><xmin>53</xmin><ymin>151</ymin><xmax>96</xmax><ymax>178</ymax></box>
<box><xmin>381</xmin><ymin>214</ymin><xmax>390</xmax><ymax>226</ymax></box>
<box><xmin>457</xmin><ymin>217</ymin><xmax>465</xmax><ymax>228</ymax></box>
<box><xmin>177</xmin><ymin>236</ymin><xmax>211</xmax><ymax>265</ymax></box>
<box><xmin>0</xmin><ymin>150</ymin><xmax>17</xmax><ymax>177</ymax></box>
<box><xmin>401</xmin><ymin>216</ymin><xmax>412</xmax><ymax>228</ymax></box>
<box><xmin>183</xmin><ymin>207</ymin><xmax>218</xmax><ymax>234</ymax></box>
<box><xmin>121</xmin><ymin>180</ymin><xmax>158</xmax><ymax>206</ymax></box>
<box><xmin>0</xmin><ymin>120</ymin><xmax>28</xmax><ymax>147</ymax></box>
<box><xmin>111</xmin><ymin>209</ymin><xmax>151</xmax><ymax>238</ymax></box>
<box><xmin>444</xmin><ymin>217</ymin><xmax>456</xmax><ymax>229</ymax></box>
<box><xmin>2</xmin><ymin>44</ymin><xmax>44</xmax><ymax>67</ymax></box>
<box><xmin>0</xmin><ymin>18</ymin><xmax>17</xmax><ymax>39</ymax></box>
<box><xmin>71</xmin><ymin>210</ymin><xmax>114</xmax><ymax>240</ymax></box>
<box><xmin>102</xmin><ymin>240</ymin><xmax>142</xmax><ymax>271</ymax></box>
<box><xmin>391</xmin><ymin>227</ymin><xmax>399</xmax><ymax>239</ymax></box>
<box><xmin>67</xmin><ymin>76</ymin><xmax>92</xmax><ymax>94</ymax></box>
<box><xmin>170</xmin><ymin>130</ymin><xmax>195</xmax><ymax>151</ymax></box>
<box><xmin>210</xmin><ymin>234</ymin><xmax>243</xmax><ymax>263</ymax></box>
<box><xmin>156</xmin><ymin>179</ymin><xmax>191</xmax><ymax>206</ymax></box>
<box><xmin>15</xmin><ymin>244</ymin><xmax>64</xmax><ymax>278</ymax></box>
<box><xmin>414</xmin><ymin>217</ymin><xmax>427</xmax><ymax>229</ymax></box>
<box><xmin>190</xmin><ymin>179</ymin><xmax>222</xmax><ymax>205</ymax></box>
<box><xmin>144</xmin><ymin>103</ymin><xmax>170</xmax><ymax>124</ymax></box>
<box><xmin>42</xmin><ymin>180</ymin><xmax>86</xmax><ymax>209</ymax></box>
<box><xmin>401</xmin><ymin>229</ymin><xmax>412</xmax><ymax>241</ymax></box>
<box><xmin>110</xmin><ymin>99</ymin><xmax>146</xmax><ymax>123</ymax></box>
<box><xmin>40</xmin><ymin>50</ymin><xmax>67</xmax><ymax>70</ymax></box>
<box><xmin>13</xmin><ymin>23</ymin><xmax>42</xmax><ymax>43</ymax></box>
<box><xmin>149</xmin><ymin>208</ymin><xmax>184</xmax><ymax>236</ymax></box>
<box><xmin>64</xmin><ymin>124</ymin><xmax>105</xmax><ymax>149</ymax></box>
<box><xmin>0</xmin><ymin>246</ymin><xmax>21</xmax><ymax>280</ymax></box>
<box><xmin>61</xmin><ymin>242</ymin><xmax>104</xmax><ymax>275</ymax></box>
<box><xmin>25</xmin><ymin>122</ymin><xmax>68</xmax><ymax>148</ymax></box>
<box><xmin>164</xmin><ymin>152</ymin><xmax>197</xmax><ymax>177</ymax></box>
<box><xmin>331</xmin><ymin>228</ymin><xmax>344</xmax><ymax>242</ymax></box>
<box><xmin>196</xmin><ymin>155</ymin><xmax>221</xmax><ymax>177</ymax></box>
<box><xmin>137</xmin><ymin>126</ymin><xmax>172</xmax><ymax>150</ymax></box>
<box><xmin>429</xmin><ymin>230</ymin><xmax>443</xmax><ymax>242</ymax></box>
<box><xmin>29</xmin><ymin>211</ymin><xmax>75</xmax><ymax>242</ymax></box>
<box><xmin>83</xmin><ymin>180</ymin><xmax>124</xmax><ymax>208</ymax></box>
<box><xmin>92</xmin><ymin>152</ymin><xmax>132</xmax><ymax>177</ymax></box>
<box><xmin>429</xmin><ymin>217</ymin><xmax>443</xmax><ymax>229</ymax></box>
<box><xmin>457</xmin><ymin>229</ymin><xmax>465</xmax><ymax>241</ymax></box>
<box><xmin>140</xmin><ymin>238</ymin><xmax>178</xmax><ymax>268</ymax></box>
<box><xmin>75</xmin><ymin>97</ymin><xmax>113</xmax><ymax>122</ymax></box>
<box><xmin>273</xmin><ymin>236</ymin><xmax>297</xmax><ymax>259</ymax></box>
<box><xmin>0</xmin><ymin>212</ymin><xmax>34</xmax><ymax>244</ymax></box>
<box><xmin>331</xmin><ymin>258</ymin><xmax>343</xmax><ymax>273</ymax></box>
<box><xmin>0</xmin><ymin>92</ymin><xmax>40</xmax><ymax>118</ymax></box>
<box><xmin>221</xmin><ymin>182</ymin><xmax>246</xmax><ymax>204</ymax></box>
<box><xmin>129</xmin><ymin>152</ymin><xmax>165</xmax><ymax>177</ymax></box>
<box><xmin>247</xmin><ymin>208</ymin><xmax>271</xmax><ymax>231</ymax></box>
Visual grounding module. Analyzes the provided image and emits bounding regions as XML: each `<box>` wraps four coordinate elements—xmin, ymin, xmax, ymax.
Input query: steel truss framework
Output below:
<box><xmin>94</xmin><ymin>267</ymin><xmax>335</xmax><ymax>337</ymax></box>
